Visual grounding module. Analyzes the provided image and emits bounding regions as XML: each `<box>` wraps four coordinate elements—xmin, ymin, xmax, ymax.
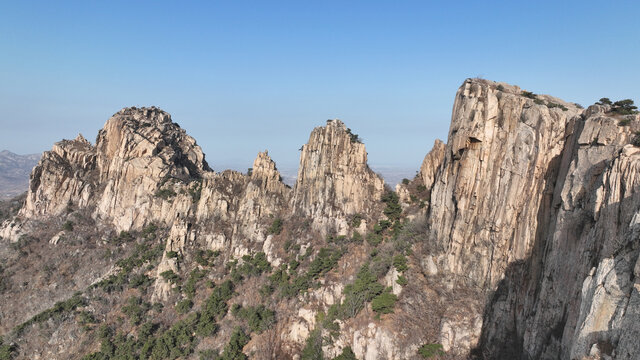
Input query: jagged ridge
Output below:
<box><xmin>2</xmin><ymin>80</ymin><xmax>640</xmax><ymax>360</ymax></box>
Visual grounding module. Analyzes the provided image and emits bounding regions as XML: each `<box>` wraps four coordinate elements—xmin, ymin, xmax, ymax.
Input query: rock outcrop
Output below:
<box><xmin>22</xmin><ymin>134</ymin><xmax>96</xmax><ymax>218</ymax></box>
<box><xmin>479</xmin><ymin>103</ymin><xmax>640</xmax><ymax>359</ymax></box>
<box><xmin>425</xmin><ymin>79</ymin><xmax>581</xmax><ymax>290</ymax></box>
<box><xmin>418</xmin><ymin>139</ymin><xmax>446</xmax><ymax>191</ymax></box>
<box><xmin>20</xmin><ymin>107</ymin><xmax>210</xmax><ymax>231</ymax></box>
<box><xmin>292</xmin><ymin>119</ymin><xmax>385</xmax><ymax>234</ymax></box>
<box><xmin>94</xmin><ymin>107</ymin><xmax>209</xmax><ymax>230</ymax></box>
<box><xmin>4</xmin><ymin>79</ymin><xmax>640</xmax><ymax>360</ymax></box>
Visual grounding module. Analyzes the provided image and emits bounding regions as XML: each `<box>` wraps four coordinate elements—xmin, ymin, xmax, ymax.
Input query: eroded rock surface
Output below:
<box><xmin>292</xmin><ymin>119</ymin><xmax>385</xmax><ymax>234</ymax></box>
<box><xmin>3</xmin><ymin>80</ymin><xmax>640</xmax><ymax>360</ymax></box>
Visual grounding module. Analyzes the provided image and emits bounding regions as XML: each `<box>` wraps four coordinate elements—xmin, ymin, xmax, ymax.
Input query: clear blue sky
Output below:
<box><xmin>1</xmin><ymin>1</ymin><xmax>639</xmax><ymax>172</ymax></box>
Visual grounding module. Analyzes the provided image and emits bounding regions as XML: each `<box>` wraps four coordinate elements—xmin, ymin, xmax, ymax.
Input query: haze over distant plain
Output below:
<box><xmin>1</xmin><ymin>1</ymin><xmax>639</xmax><ymax>174</ymax></box>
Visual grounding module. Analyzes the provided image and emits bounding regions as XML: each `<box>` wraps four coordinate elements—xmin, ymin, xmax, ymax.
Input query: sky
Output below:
<box><xmin>1</xmin><ymin>1</ymin><xmax>639</xmax><ymax>174</ymax></box>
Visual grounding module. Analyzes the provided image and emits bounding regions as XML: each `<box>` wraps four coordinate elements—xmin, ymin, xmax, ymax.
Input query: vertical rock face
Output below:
<box><xmin>7</xmin><ymin>80</ymin><xmax>640</xmax><ymax>360</ymax></box>
<box><xmin>94</xmin><ymin>107</ymin><xmax>209</xmax><ymax>230</ymax></box>
<box><xmin>410</xmin><ymin>81</ymin><xmax>640</xmax><ymax>359</ymax></box>
<box><xmin>480</xmin><ymin>105</ymin><xmax>640</xmax><ymax>359</ymax></box>
<box><xmin>419</xmin><ymin>139</ymin><xmax>446</xmax><ymax>191</ymax></box>
<box><xmin>292</xmin><ymin>119</ymin><xmax>385</xmax><ymax>233</ymax></box>
<box><xmin>17</xmin><ymin>112</ymin><xmax>375</xmax><ymax>237</ymax></box>
<box><xmin>235</xmin><ymin>151</ymin><xmax>290</xmax><ymax>251</ymax></box>
<box><xmin>22</xmin><ymin>134</ymin><xmax>96</xmax><ymax>217</ymax></box>
<box><xmin>20</xmin><ymin>107</ymin><xmax>210</xmax><ymax>231</ymax></box>
<box><xmin>426</xmin><ymin>79</ymin><xmax>581</xmax><ymax>289</ymax></box>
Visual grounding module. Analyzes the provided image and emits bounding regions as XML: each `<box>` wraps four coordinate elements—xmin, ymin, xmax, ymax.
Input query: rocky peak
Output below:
<box><xmin>250</xmin><ymin>151</ymin><xmax>283</xmax><ymax>191</ymax></box>
<box><xmin>427</xmin><ymin>78</ymin><xmax>583</xmax><ymax>289</ymax></box>
<box><xmin>7</xmin><ymin>80</ymin><xmax>640</xmax><ymax>360</ymax></box>
<box><xmin>95</xmin><ymin>106</ymin><xmax>209</xmax><ymax>182</ymax></box>
<box><xmin>292</xmin><ymin>119</ymin><xmax>384</xmax><ymax>233</ymax></box>
<box><xmin>478</xmin><ymin>89</ymin><xmax>640</xmax><ymax>359</ymax></box>
<box><xmin>20</xmin><ymin>134</ymin><xmax>97</xmax><ymax>218</ymax></box>
<box><xmin>419</xmin><ymin>139</ymin><xmax>446</xmax><ymax>190</ymax></box>
<box><xmin>14</xmin><ymin>107</ymin><xmax>212</xmax><ymax>230</ymax></box>
<box><xmin>51</xmin><ymin>134</ymin><xmax>95</xmax><ymax>163</ymax></box>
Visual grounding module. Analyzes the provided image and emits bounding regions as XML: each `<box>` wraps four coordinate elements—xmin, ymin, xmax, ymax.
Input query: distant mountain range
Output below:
<box><xmin>0</xmin><ymin>150</ymin><xmax>40</xmax><ymax>199</ymax></box>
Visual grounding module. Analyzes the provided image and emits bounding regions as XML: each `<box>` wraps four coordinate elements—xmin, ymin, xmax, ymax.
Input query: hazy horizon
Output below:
<box><xmin>2</xmin><ymin>1</ymin><xmax>639</xmax><ymax>171</ymax></box>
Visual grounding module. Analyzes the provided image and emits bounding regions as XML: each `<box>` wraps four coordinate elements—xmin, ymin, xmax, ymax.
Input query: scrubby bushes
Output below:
<box><xmin>307</xmin><ymin>247</ymin><xmax>344</xmax><ymax>279</ymax></box>
<box><xmin>632</xmin><ymin>132</ymin><xmax>640</xmax><ymax>147</ymax></box>
<box><xmin>520</xmin><ymin>90</ymin><xmax>569</xmax><ymax>111</ymax></box>
<box><xmin>341</xmin><ymin>263</ymin><xmax>384</xmax><ymax>318</ymax></box>
<box><xmin>129</xmin><ymin>274</ymin><xmax>153</xmax><ymax>290</ymax></box>
<box><xmin>301</xmin><ymin>328</ymin><xmax>323</xmax><ymax>360</ymax></box>
<box><xmin>418</xmin><ymin>343</ymin><xmax>445</xmax><ymax>358</ymax></box>
<box><xmin>0</xmin><ymin>336</ymin><xmax>16</xmax><ymax>360</ymax></box>
<box><xmin>267</xmin><ymin>218</ymin><xmax>283</xmax><ymax>235</ymax></box>
<box><xmin>188</xmin><ymin>180</ymin><xmax>203</xmax><ymax>203</ymax></box>
<box><xmin>547</xmin><ymin>102</ymin><xmax>568</xmax><ymax>111</ymax></box>
<box><xmin>350</xmin><ymin>213</ymin><xmax>363</xmax><ymax>228</ymax></box>
<box><xmin>396</xmin><ymin>275</ymin><xmax>408</xmax><ymax>286</ymax></box>
<box><xmin>328</xmin><ymin>232</ymin><xmax>364</xmax><ymax>245</ymax></box>
<box><xmin>319</xmin><ymin>223</ymin><xmax>418</xmax><ymax>326</ymax></box>
<box><xmin>333</xmin><ymin>347</ymin><xmax>357</xmax><ymax>360</ymax></box>
<box><xmin>314</xmin><ymin>262</ymin><xmax>385</xmax><ymax>327</ymax></box>
<box><xmin>94</xmin><ymin>235</ymin><xmax>164</xmax><ymax>293</ymax></box>
<box><xmin>239</xmin><ymin>252</ymin><xmax>271</xmax><ymax>276</ymax></box>
<box><xmin>195</xmin><ymin>249</ymin><xmax>219</xmax><ymax>267</ymax></box>
<box><xmin>381</xmin><ymin>191</ymin><xmax>402</xmax><ymax>222</ymax></box>
<box><xmin>228</xmin><ymin>252</ymin><xmax>272</xmax><ymax>282</ymax></box>
<box><xmin>62</xmin><ymin>220</ymin><xmax>74</xmax><ymax>231</ymax></box>
<box><xmin>366</xmin><ymin>232</ymin><xmax>383</xmax><ymax>246</ymax></box>
<box><xmin>218</xmin><ymin>327</ymin><xmax>250</xmax><ymax>360</ymax></box>
<box><xmin>122</xmin><ymin>296</ymin><xmax>150</xmax><ymax>325</ymax></box>
<box><xmin>612</xmin><ymin>99</ymin><xmax>639</xmax><ymax>115</ymax></box>
<box><xmin>14</xmin><ymin>292</ymin><xmax>86</xmax><ymax>336</ymax></box>
<box><xmin>198</xmin><ymin>280</ymin><xmax>234</xmax><ymax>334</ymax></box>
<box><xmin>184</xmin><ymin>268</ymin><xmax>207</xmax><ymax>299</ymax></box>
<box><xmin>371</xmin><ymin>287</ymin><xmax>398</xmax><ymax>315</ymax></box>
<box><xmin>345</xmin><ymin>128</ymin><xmax>362</xmax><ymax>144</ymax></box>
<box><xmin>77</xmin><ymin>310</ymin><xmax>98</xmax><ymax>330</ymax></box>
<box><xmin>82</xmin><ymin>281</ymin><xmax>239</xmax><ymax>360</ymax></box>
<box><xmin>393</xmin><ymin>254</ymin><xmax>408</xmax><ymax>272</ymax></box>
<box><xmin>619</xmin><ymin>118</ymin><xmax>632</xmax><ymax>126</ymax></box>
<box><xmin>269</xmin><ymin>247</ymin><xmax>345</xmax><ymax>299</ymax></box>
<box><xmin>145</xmin><ymin>314</ymin><xmax>200</xmax><ymax>359</ymax></box>
<box><xmin>175</xmin><ymin>299</ymin><xmax>193</xmax><ymax>314</ymax></box>
<box><xmin>598</xmin><ymin>97</ymin><xmax>639</xmax><ymax>115</ymax></box>
<box><xmin>160</xmin><ymin>270</ymin><xmax>179</xmax><ymax>284</ymax></box>
<box><xmin>232</xmin><ymin>304</ymin><xmax>275</xmax><ymax>333</ymax></box>
<box><xmin>155</xmin><ymin>188</ymin><xmax>177</xmax><ymax>200</ymax></box>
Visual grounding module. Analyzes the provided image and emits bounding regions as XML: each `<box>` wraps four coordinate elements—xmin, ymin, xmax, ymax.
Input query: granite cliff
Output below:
<box><xmin>1</xmin><ymin>79</ymin><xmax>639</xmax><ymax>359</ymax></box>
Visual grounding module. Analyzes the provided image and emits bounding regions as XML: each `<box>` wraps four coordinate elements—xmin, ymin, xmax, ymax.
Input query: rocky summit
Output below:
<box><xmin>1</xmin><ymin>79</ymin><xmax>640</xmax><ymax>360</ymax></box>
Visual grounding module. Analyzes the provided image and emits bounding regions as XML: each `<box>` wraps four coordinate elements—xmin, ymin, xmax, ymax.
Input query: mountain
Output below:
<box><xmin>1</xmin><ymin>81</ymin><xmax>639</xmax><ymax>360</ymax></box>
<box><xmin>0</xmin><ymin>150</ymin><xmax>40</xmax><ymax>199</ymax></box>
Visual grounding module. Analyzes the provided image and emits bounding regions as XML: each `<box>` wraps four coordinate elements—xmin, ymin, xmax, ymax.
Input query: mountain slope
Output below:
<box><xmin>0</xmin><ymin>150</ymin><xmax>40</xmax><ymax>199</ymax></box>
<box><xmin>1</xmin><ymin>80</ymin><xmax>640</xmax><ymax>360</ymax></box>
